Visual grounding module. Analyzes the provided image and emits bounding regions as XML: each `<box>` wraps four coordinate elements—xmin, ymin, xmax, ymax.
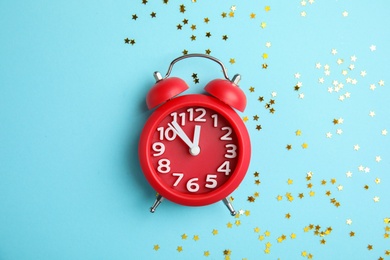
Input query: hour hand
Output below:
<box><xmin>168</xmin><ymin>121</ymin><xmax>201</xmax><ymax>156</ymax></box>
<box><xmin>168</xmin><ymin>121</ymin><xmax>194</xmax><ymax>149</ymax></box>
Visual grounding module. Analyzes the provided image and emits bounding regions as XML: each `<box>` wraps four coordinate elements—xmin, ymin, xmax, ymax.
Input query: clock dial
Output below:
<box><xmin>150</xmin><ymin>106</ymin><xmax>239</xmax><ymax>194</ymax></box>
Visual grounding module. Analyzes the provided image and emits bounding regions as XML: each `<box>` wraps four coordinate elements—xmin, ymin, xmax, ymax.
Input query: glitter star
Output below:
<box><xmin>265</xmin><ymin>6</ymin><xmax>271</xmax><ymax>12</ymax></box>
<box><xmin>150</xmin><ymin>12</ymin><xmax>156</xmax><ymax>18</ymax></box>
<box><xmin>373</xmin><ymin>196</ymin><xmax>380</xmax><ymax>202</ymax></box>
<box><xmin>222</xmin><ymin>35</ymin><xmax>228</xmax><ymax>41</ymax></box>
<box><xmin>177</xmin><ymin>246</ymin><xmax>183</xmax><ymax>252</ymax></box>
<box><xmin>286</xmin><ymin>144</ymin><xmax>292</xmax><ymax>150</ymax></box>
<box><xmin>353</xmin><ymin>144</ymin><xmax>360</xmax><ymax>151</ymax></box>
<box><xmin>205</xmin><ymin>32</ymin><xmax>211</xmax><ymax>37</ymax></box>
<box><xmin>229</xmin><ymin>58</ymin><xmax>235</xmax><ymax>64</ymax></box>
<box><xmin>179</xmin><ymin>4</ymin><xmax>186</xmax><ymax>13</ymax></box>
<box><xmin>302</xmin><ymin>143</ymin><xmax>308</xmax><ymax>149</ymax></box>
<box><xmin>248</xmin><ymin>196</ymin><xmax>255</xmax><ymax>202</ymax></box>
<box><xmin>369</xmin><ymin>45</ymin><xmax>376</xmax><ymax>51</ymax></box>
<box><xmin>212</xmin><ymin>229</ymin><xmax>218</xmax><ymax>235</ymax></box>
<box><xmin>260</xmin><ymin>22</ymin><xmax>267</xmax><ymax>28</ymax></box>
<box><xmin>204</xmin><ymin>17</ymin><xmax>210</xmax><ymax>23</ymax></box>
<box><xmin>132</xmin><ymin>14</ymin><xmax>138</xmax><ymax>20</ymax></box>
<box><xmin>153</xmin><ymin>244</ymin><xmax>160</xmax><ymax>251</ymax></box>
<box><xmin>181</xmin><ymin>234</ymin><xmax>188</xmax><ymax>239</ymax></box>
<box><xmin>250</xmin><ymin>13</ymin><xmax>256</xmax><ymax>19</ymax></box>
<box><xmin>193</xmin><ymin>235</ymin><xmax>199</xmax><ymax>241</ymax></box>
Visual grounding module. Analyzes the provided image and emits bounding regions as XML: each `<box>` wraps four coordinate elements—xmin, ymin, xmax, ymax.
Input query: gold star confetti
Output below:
<box><xmin>243</xmin><ymin>116</ymin><xmax>248</xmax><ymax>122</ymax></box>
<box><xmin>229</xmin><ymin>58</ymin><xmax>235</xmax><ymax>64</ymax></box>
<box><xmin>265</xmin><ymin>6</ymin><xmax>271</xmax><ymax>12</ymax></box>
<box><xmin>212</xmin><ymin>229</ymin><xmax>218</xmax><ymax>235</ymax></box>
<box><xmin>302</xmin><ymin>143</ymin><xmax>308</xmax><ymax>149</ymax></box>
<box><xmin>153</xmin><ymin>244</ymin><xmax>160</xmax><ymax>251</ymax></box>
<box><xmin>179</xmin><ymin>4</ymin><xmax>186</xmax><ymax>13</ymax></box>
<box><xmin>250</xmin><ymin>13</ymin><xmax>256</xmax><ymax>19</ymax></box>
<box><xmin>204</xmin><ymin>251</ymin><xmax>210</xmax><ymax>257</ymax></box>
<box><xmin>260</xmin><ymin>22</ymin><xmax>267</xmax><ymax>28</ymax></box>
<box><xmin>177</xmin><ymin>246</ymin><xmax>183</xmax><ymax>252</ymax></box>
<box><xmin>204</xmin><ymin>17</ymin><xmax>209</xmax><ymax>23</ymax></box>
<box><xmin>226</xmin><ymin>222</ymin><xmax>233</xmax><ymax>228</ymax></box>
<box><xmin>181</xmin><ymin>233</ymin><xmax>187</xmax><ymax>240</ymax></box>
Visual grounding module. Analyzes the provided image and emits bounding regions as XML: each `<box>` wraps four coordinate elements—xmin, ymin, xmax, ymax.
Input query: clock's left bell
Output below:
<box><xmin>146</xmin><ymin>72</ymin><xmax>189</xmax><ymax>109</ymax></box>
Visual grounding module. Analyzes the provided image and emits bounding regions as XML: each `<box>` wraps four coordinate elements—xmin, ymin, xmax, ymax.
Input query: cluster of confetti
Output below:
<box><xmin>128</xmin><ymin>1</ymin><xmax>388</xmax><ymax>259</ymax></box>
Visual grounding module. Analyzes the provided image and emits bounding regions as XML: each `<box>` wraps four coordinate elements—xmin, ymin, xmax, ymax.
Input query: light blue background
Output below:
<box><xmin>1</xmin><ymin>0</ymin><xmax>389</xmax><ymax>259</ymax></box>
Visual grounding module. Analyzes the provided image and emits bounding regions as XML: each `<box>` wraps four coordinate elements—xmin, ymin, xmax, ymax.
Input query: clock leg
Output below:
<box><xmin>222</xmin><ymin>198</ymin><xmax>237</xmax><ymax>216</ymax></box>
<box><xmin>150</xmin><ymin>194</ymin><xmax>164</xmax><ymax>213</ymax></box>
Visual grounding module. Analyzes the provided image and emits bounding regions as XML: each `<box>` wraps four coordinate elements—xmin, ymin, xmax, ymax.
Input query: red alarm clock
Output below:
<box><xmin>138</xmin><ymin>54</ymin><xmax>251</xmax><ymax>215</ymax></box>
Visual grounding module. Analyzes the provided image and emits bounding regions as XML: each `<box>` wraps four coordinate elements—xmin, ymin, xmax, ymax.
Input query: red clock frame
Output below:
<box><xmin>139</xmin><ymin>94</ymin><xmax>251</xmax><ymax>207</ymax></box>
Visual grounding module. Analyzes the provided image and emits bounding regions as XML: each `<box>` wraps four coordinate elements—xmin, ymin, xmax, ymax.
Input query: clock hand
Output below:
<box><xmin>168</xmin><ymin>121</ymin><xmax>194</xmax><ymax>149</ymax></box>
<box><xmin>190</xmin><ymin>125</ymin><xmax>201</xmax><ymax>156</ymax></box>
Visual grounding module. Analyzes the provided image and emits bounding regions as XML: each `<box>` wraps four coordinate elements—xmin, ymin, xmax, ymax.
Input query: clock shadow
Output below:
<box><xmin>124</xmin><ymin>80</ymin><xmax>157</xmax><ymax>208</ymax></box>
